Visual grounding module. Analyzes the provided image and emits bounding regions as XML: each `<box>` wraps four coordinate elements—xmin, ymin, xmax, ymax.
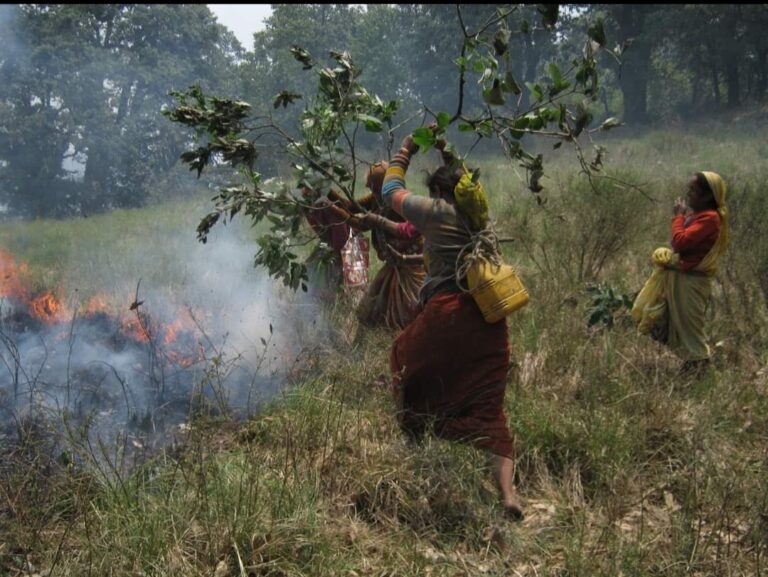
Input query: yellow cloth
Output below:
<box><xmin>664</xmin><ymin>272</ymin><xmax>713</xmax><ymax>360</ymax></box>
<box><xmin>631</xmin><ymin>249</ymin><xmax>675</xmax><ymax>335</ymax></box>
<box><xmin>631</xmin><ymin>261</ymin><xmax>713</xmax><ymax>360</ymax></box>
<box><xmin>454</xmin><ymin>169</ymin><xmax>489</xmax><ymax>231</ymax></box>
<box><xmin>631</xmin><ymin>171</ymin><xmax>728</xmax><ymax>360</ymax></box>
<box><xmin>695</xmin><ymin>171</ymin><xmax>729</xmax><ymax>275</ymax></box>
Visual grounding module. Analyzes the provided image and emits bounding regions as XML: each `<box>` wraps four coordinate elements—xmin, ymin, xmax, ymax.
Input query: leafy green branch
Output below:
<box><xmin>165</xmin><ymin>5</ymin><xmax>620</xmax><ymax>292</ymax></box>
<box><xmin>410</xmin><ymin>5</ymin><xmax>623</xmax><ymax>199</ymax></box>
<box><xmin>164</xmin><ymin>48</ymin><xmax>398</xmax><ymax>290</ymax></box>
<box><xmin>585</xmin><ymin>283</ymin><xmax>634</xmax><ymax>329</ymax></box>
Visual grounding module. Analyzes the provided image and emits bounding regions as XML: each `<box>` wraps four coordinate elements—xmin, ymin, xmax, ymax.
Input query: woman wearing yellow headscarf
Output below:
<box><xmin>632</xmin><ymin>171</ymin><xmax>729</xmax><ymax>372</ymax></box>
<box><xmin>378</xmin><ymin>131</ymin><xmax>524</xmax><ymax>520</ymax></box>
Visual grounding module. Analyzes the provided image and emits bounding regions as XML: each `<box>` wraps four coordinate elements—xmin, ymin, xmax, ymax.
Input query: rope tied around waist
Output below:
<box><xmin>455</xmin><ymin>225</ymin><xmax>503</xmax><ymax>294</ymax></box>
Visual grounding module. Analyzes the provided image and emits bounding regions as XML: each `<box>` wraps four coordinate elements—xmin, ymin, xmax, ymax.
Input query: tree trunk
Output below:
<box><xmin>725</xmin><ymin>54</ymin><xmax>740</xmax><ymax>108</ymax></box>
<box><xmin>690</xmin><ymin>68</ymin><xmax>702</xmax><ymax>108</ymax></box>
<box><xmin>725</xmin><ymin>62</ymin><xmax>741</xmax><ymax>108</ymax></box>
<box><xmin>614</xmin><ymin>6</ymin><xmax>650</xmax><ymax>125</ymax></box>
<box><xmin>723</xmin><ymin>7</ymin><xmax>742</xmax><ymax>108</ymax></box>
<box><xmin>707</xmin><ymin>42</ymin><xmax>721</xmax><ymax>106</ymax></box>
<box><xmin>115</xmin><ymin>79</ymin><xmax>133</xmax><ymax>124</ymax></box>
<box><xmin>757</xmin><ymin>49</ymin><xmax>767</xmax><ymax>102</ymax></box>
<box><xmin>519</xmin><ymin>30</ymin><xmax>540</xmax><ymax>112</ymax></box>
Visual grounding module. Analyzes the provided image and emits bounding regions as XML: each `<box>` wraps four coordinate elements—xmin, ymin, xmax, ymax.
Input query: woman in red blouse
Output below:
<box><xmin>633</xmin><ymin>171</ymin><xmax>729</xmax><ymax>372</ymax></box>
<box><xmin>671</xmin><ymin>173</ymin><xmax>721</xmax><ymax>271</ymax></box>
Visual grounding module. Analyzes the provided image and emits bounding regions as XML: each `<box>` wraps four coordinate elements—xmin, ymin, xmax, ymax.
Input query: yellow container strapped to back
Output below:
<box><xmin>467</xmin><ymin>258</ymin><xmax>530</xmax><ymax>324</ymax></box>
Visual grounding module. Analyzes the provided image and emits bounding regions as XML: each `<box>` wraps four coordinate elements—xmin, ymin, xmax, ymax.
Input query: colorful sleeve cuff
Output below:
<box><xmin>382</xmin><ymin>148</ymin><xmax>413</xmax><ymax>214</ymax></box>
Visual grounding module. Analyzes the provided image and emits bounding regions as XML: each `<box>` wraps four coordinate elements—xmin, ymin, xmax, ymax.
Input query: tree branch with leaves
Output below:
<box><xmin>164</xmin><ymin>4</ymin><xmax>622</xmax><ymax>291</ymax></box>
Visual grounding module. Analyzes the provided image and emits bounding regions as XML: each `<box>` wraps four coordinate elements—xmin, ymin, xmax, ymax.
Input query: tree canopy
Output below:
<box><xmin>2</xmin><ymin>4</ymin><xmax>767</xmax><ymax>220</ymax></box>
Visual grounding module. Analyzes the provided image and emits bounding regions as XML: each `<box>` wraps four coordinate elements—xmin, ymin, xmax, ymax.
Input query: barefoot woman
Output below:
<box><xmin>380</xmin><ymin>132</ymin><xmax>524</xmax><ymax>519</ymax></box>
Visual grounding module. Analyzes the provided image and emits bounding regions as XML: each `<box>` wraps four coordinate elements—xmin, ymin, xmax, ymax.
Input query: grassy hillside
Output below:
<box><xmin>1</xmin><ymin>126</ymin><xmax>767</xmax><ymax>576</ymax></box>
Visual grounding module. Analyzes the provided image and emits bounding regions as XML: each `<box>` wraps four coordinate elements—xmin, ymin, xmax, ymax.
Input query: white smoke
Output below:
<box><xmin>0</xmin><ymin>218</ymin><xmax>332</xmax><ymax>455</ymax></box>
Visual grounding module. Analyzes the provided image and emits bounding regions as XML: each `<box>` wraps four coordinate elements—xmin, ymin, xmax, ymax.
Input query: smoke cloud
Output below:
<box><xmin>0</xmin><ymin>219</ymin><xmax>332</xmax><ymax>458</ymax></box>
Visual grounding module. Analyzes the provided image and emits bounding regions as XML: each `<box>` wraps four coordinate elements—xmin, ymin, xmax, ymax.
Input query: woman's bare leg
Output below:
<box><xmin>495</xmin><ymin>455</ymin><xmax>524</xmax><ymax>520</ymax></box>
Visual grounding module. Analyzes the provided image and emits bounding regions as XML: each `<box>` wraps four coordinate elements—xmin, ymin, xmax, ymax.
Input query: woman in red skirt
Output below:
<box><xmin>381</xmin><ymin>132</ymin><xmax>523</xmax><ymax>520</ymax></box>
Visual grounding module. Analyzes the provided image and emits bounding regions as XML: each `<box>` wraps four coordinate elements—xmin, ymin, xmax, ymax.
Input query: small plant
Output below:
<box><xmin>585</xmin><ymin>283</ymin><xmax>634</xmax><ymax>328</ymax></box>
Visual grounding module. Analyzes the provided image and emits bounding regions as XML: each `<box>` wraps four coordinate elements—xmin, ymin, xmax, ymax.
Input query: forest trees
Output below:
<box><xmin>2</xmin><ymin>4</ymin><xmax>767</xmax><ymax>219</ymax></box>
<box><xmin>589</xmin><ymin>4</ymin><xmax>768</xmax><ymax>123</ymax></box>
<box><xmin>0</xmin><ymin>4</ymin><xmax>239</xmax><ymax>218</ymax></box>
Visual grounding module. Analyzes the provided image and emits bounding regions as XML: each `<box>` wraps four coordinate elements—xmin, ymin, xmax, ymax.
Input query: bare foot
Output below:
<box><xmin>495</xmin><ymin>455</ymin><xmax>525</xmax><ymax>521</ymax></box>
<box><xmin>503</xmin><ymin>491</ymin><xmax>525</xmax><ymax>522</ymax></box>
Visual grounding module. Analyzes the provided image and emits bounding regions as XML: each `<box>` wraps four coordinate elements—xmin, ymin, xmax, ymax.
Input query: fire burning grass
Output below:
<box><xmin>1</xmin><ymin>246</ymin><xmax>204</xmax><ymax>361</ymax></box>
<box><xmin>0</xmin><ymin>202</ymin><xmax>325</xmax><ymax>469</ymax></box>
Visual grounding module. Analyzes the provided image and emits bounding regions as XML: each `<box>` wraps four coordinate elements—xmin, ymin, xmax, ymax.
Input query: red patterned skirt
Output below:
<box><xmin>390</xmin><ymin>291</ymin><xmax>513</xmax><ymax>457</ymax></box>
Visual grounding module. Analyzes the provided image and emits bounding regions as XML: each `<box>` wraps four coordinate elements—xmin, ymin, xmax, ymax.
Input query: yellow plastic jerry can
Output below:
<box><xmin>466</xmin><ymin>258</ymin><xmax>530</xmax><ymax>323</ymax></box>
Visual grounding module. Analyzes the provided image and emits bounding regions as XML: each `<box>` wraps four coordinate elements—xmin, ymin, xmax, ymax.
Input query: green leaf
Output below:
<box><xmin>529</xmin><ymin>168</ymin><xmax>544</xmax><ymax>193</ymax></box>
<box><xmin>290</xmin><ymin>45</ymin><xmax>313</xmax><ymax>70</ymax></box>
<box><xmin>573</xmin><ymin>101</ymin><xmax>594</xmax><ymax>137</ymax></box>
<box><xmin>476</xmin><ymin>120</ymin><xmax>493</xmax><ymax>137</ymax></box>
<box><xmin>493</xmin><ymin>28</ymin><xmax>511</xmax><ymax>55</ymax></box>
<box><xmin>548</xmin><ymin>63</ymin><xmax>563</xmax><ymax>88</ymax></box>
<box><xmin>412</xmin><ymin>127</ymin><xmax>436</xmax><ymax>152</ymax></box>
<box><xmin>590</xmin><ymin>145</ymin><xmax>605</xmax><ymax>171</ymax></box>
<box><xmin>458</xmin><ymin>123</ymin><xmax>475</xmax><ymax>132</ymax></box>
<box><xmin>525</xmin><ymin>82</ymin><xmax>544</xmax><ymax>104</ymax></box>
<box><xmin>357</xmin><ymin>114</ymin><xmax>383</xmax><ymax>132</ymax></box>
<box><xmin>436</xmin><ymin>111</ymin><xmax>451</xmax><ymax>130</ymax></box>
<box><xmin>613</xmin><ymin>39</ymin><xmax>633</xmax><ymax>58</ymax></box>
<box><xmin>538</xmin><ymin>4</ymin><xmax>559</xmax><ymax>30</ymax></box>
<box><xmin>529</xmin><ymin>113</ymin><xmax>546</xmax><ymax>131</ymax></box>
<box><xmin>587</xmin><ymin>308</ymin><xmax>607</xmax><ymax>327</ymax></box>
<box><xmin>538</xmin><ymin>107</ymin><xmax>554</xmax><ymax>123</ymax></box>
<box><xmin>483</xmin><ymin>78</ymin><xmax>506</xmax><ymax>106</ymax></box>
<box><xmin>502</xmin><ymin>71</ymin><xmax>521</xmax><ymax>95</ymax></box>
<box><xmin>273</xmin><ymin>91</ymin><xmax>302</xmax><ymax>109</ymax></box>
<box><xmin>513</xmin><ymin>116</ymin><xmax>530</xmax><ymax>130</ymax></box>
<box><xmin>599</xmin><ymin>117</ymin><xmax>623</xmax><ymax>131</ymax></box>
<box><xmin>547</xmin><ymin>68</ymin><xmax>570</xmax><ymax>97</ymax></box>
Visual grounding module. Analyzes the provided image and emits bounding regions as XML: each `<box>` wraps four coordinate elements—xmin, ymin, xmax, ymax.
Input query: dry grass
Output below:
<box><xmin>2</xmin><ymin>127</ymin><xmax>768</xmax><ymax>576</ymax></box>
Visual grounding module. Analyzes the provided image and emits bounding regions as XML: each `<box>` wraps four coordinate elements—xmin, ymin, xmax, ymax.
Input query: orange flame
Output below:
<box><xmin>30</xmin><ymin>291</ymin><xmax>69</xmax><ymax>324</ymax></box>
<box><xmin>2</xmin><ymin>246</ymin><xmax>207</xmax><ymax>367</ymax></box>
<box><xmin>167</xmin><ymin>350</ymin><xmax>203</xmax><ymax>368</ymax></box>
<box><xmin>163</xmin><ymin>318</ymin><xmax>183</xmax><ymax>345</ymax></box>
<box><xmin>82</xmin><ymin>292</ymin><xmax>110</xmax><ymax>317</ymax></box>
<box><xmin>121</xmin><ymin>314</ymin><xmax>151</xmax><ymax>343</ymax></box>
<box><xmin>1</xmin><ymin>248</ymin><xmax>30</xmax><ymax>301</ymax></box>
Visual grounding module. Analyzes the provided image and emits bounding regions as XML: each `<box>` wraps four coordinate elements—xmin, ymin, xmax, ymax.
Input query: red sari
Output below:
<box><xmin>390</xmin><ymin>291</ymin><xmax>513</xmax><ymax>457</ymax></box>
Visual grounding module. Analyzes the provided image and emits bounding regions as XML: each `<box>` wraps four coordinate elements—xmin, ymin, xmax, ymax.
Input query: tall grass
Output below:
<box><xmin>2</xmin><ymin>126</ymin><xmax>768</xmax><ymax>576</ymax></box>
